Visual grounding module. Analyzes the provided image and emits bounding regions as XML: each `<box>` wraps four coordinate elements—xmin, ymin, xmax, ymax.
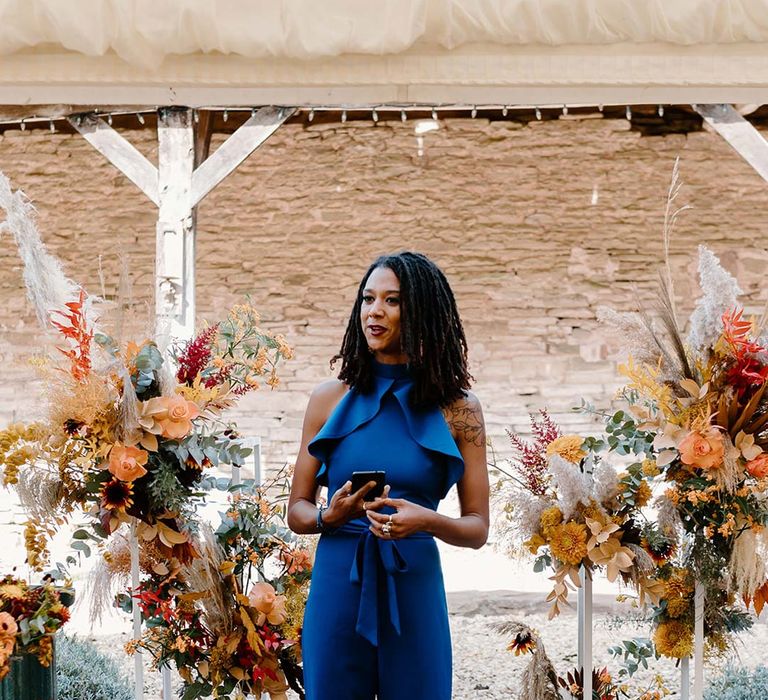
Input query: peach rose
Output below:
<box><xmin>279</xmin><ymin>548</ymin><xmax>313</xmax><ymax>574</ymax></box>
<box><xmin>154</xmin><ymin>395</ymin><xmax>200</xmax><ymax>440</ymax></box>
<box><xmin>678</xmin><ymin>428</ymin><xmax>724</xmax><ymax>470</ymax></box>
<box><xmin>0</xmin><ymin>612</ymin><xmax>17</xmax><ymax>638</ymax></box>
<box><xmin>746</xmin><ymin>453</ymin><xmax>768</xmax><ymax>478</ymax></box>
<box><xmin>247</xmin><ymin>582</ymin><xmax>287</xmax><ymax>626</ymax></box>
<box><xmin>108</xmin><ymin>444</ymin><xmax>149</xmax><ymax>482</ymax></box>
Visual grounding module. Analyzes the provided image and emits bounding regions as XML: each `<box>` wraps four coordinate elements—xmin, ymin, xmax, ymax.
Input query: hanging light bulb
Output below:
<box><xmin>431</xmin><ymin>106</ymin><xmax>438</xmax><ymax>120</ymax></box>
<box><xmin>341</xmin><ymin>110</ymin><xmax>347</xmax><ymax>123</ymax></box>
<box><xmin>502</xmin><ymin>105</ymin><xmax>508</xmax><ymax>116</ymax></box>
<box><xmin>137</xmin><ymin>113</ymin><xmax>145</xmax><ymax>125</ymax></box>
<box><xmin>20</xmin><ymin>119</ymin><xmax>26</xmax><ymax>131</ymax></box>
<box><xmin>308</xmin><ymin>108</ymin><xmax>315</xmax><ymax>122</ymax></box>
<box><xmin>223</xmin><ymin>109</ymin><xmax>228</xmax><ymax>122</ymax></box>
<box><xmin>562</xmin><ymin>105</ymin><xmax>568</xmax><ymax>116</ymax></box>
<box><xmin>49</xmin><ymin>120</ymin><xmax>55</xmax><ymax>133</ymax></box>
<box><xmin>107</xmin><ymin>113</ymin><xmax>113</xmax><ymax>126</ymax></box>
<box><xmin>625</xmin><ymin>105</ymin><xmax>632</xmax><ymax>120</ymax></box>
<box><xmin>658</xmin><ymin>105</ymin><xmax>665</xmax><ymax>117</ymax></box>
<box><xmin>598</xmin><ymin>104</ymin><xmax>604</xmax><ymax>112</ymax></box>
<box><xmin>251</xmin><ymin>107</ymin><xmax>257</xmax><ymax>118</ymax></box>
<box><xmin>372</xmin><ymin>107</ymin><xmax>378</xmax><ymax>123</ymax></box>
<box><xmin>193</xmin><ymin>110</ymin><xmax>199</xmax><ymax>124</ymax></box>
<box><xmin>401</xmin><ymin>109</ymin><xmax>407</xmax><ymax>122</ymax></box>
<box><xmin>535</xmin><ymin>107</ymin><xmax>542</xmax><ymax>120</ymax></box>
<box><xmin>471</xmin><ymin>105</ymin><xmax>477</xmax><ymax>118</ymax></box>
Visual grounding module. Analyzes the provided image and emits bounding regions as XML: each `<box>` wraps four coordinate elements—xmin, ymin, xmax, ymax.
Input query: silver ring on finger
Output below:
<box><xmin>382</xmin><ymin>522</ymin><xmax>392</xmax><ymax>536</ymax></box>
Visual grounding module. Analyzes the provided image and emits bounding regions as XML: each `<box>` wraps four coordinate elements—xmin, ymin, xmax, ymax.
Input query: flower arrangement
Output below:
<box><xmin>0</xmin><ymin>575</ymin><xmax>72</xmax><ymax>678</ymax></box>
<box><xmin>125</xmin><ymin>468</ymin><xmax>311</xmax><ymax>700</ymax></box>
<box><xmin>496</xmin><ymin>410</ymin><xmax>661</xmax><ymax>619</ymax></box>
<box><xmin>0</xmin><ymin>294</ymin><xmax>292</xmax><ymax>571</ymax></box>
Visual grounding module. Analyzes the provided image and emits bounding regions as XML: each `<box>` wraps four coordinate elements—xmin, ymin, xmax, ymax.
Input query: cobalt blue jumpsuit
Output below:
<box><xmin>302</xmin><ymin>360</ymin><xmax>464</xmax><ymax>700</ymax></box>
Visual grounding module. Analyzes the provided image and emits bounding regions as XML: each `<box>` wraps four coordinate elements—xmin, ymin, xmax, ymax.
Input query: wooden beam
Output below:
<box><xmin>693</xmin><ymin>103</ymin><xmax>768</xmax><ymax>184</ymax></box>
<box><xmin>190</xmin><ymin>106</ymin><xmax>294</xmax><ymax>206</ymax></box>
<box><xmin>194</xmin><ymin>109</ymin><xmax>214</xmax><ymax>167</ymax></box>
<box><xmin>68</xmin><ymin>114</ymin><xmax>159</xmax><ymax>205</ymax></box>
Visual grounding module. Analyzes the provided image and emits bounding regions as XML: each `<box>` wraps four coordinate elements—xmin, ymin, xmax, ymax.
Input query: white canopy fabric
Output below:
<box><xmin>1</xmin><ymin>0</ymin><xmax>768</xmax><ymax>106</ymax></box>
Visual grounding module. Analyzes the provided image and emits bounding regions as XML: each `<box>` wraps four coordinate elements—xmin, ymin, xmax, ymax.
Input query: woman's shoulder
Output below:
<box><xmin>307</xmin><ymin>378</ymin><xmax>349</xmax><ymax>423</ymax></box>
<box><xmin>440</xmin><ymin>391</ymin><xmax>485</xmax><ymax>447</ymax></box>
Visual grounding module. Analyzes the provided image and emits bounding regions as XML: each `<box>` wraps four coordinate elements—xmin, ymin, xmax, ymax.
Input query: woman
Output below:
<box><xmin>287</xmin><ymin>251</ymin><xmax>489</xmax><ymax>700</ymax></box>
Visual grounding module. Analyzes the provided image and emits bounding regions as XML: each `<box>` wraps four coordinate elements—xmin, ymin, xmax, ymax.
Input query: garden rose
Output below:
<box><xmin>279</xmin><ymin>548</ymin><xmax>312</xmax><ymax>574</ymax></box>
<box><xmin>155</xmin><ymin>395</ymin><xmax>200</xmax><ymax>439</ymax></box>
<box><xmin>745</xmin><ymin>453</ymin><xmax>768</xmax><ymax>478</ymax></box>
<box><xmin>678</xmin><ymin>428</ymin><xmax>724</xmax><ymax>470</ymax></box>
<box><xmin>108</xmin><ymin>444</ymin><xmax>149</xmax><ymax>482</ymax></box>
<box><xmin>247</xmin><ymin>582</ymin><xmax>287</xmax><ymax>626</ymax></box>
<box><xmin>0</xmin><ymin>612</ymin><xmax>17</xmax><ymax>637</ymax></box>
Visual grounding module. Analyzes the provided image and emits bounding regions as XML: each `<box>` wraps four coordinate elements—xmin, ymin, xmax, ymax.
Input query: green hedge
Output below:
<box><xmin>704</xmin><ymin>666</ymin><xmax>768</xmax><ymax>700</ymax></box>
<box><xmin>57</xmin><ymin>635</ymin><xmax>133</xmax><ymax>700</ymax></box>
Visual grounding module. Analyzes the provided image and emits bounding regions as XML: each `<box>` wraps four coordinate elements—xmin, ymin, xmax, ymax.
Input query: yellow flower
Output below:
<box><xmin>546</xmin><ymin>435</ymin><xmax>586</xmax><ymax>464</ymax></box>
<box><xmin>641</xmin><ymin>459</ymin><xmax>660</xmax><ymax>477</ymax></box>
<box><xmin>635</xmin><ymin>480</ymin><xmax>652</xmax><ymax>508</ymax></box>
<box><xmin>523</xmin><ymin>533</ymin><xmax>546</xmax><ymax>555</ymax></box>
<box><xmin>654</xmin><ymin>619</ymin><xmax>694</xmax><ymax>658</ymax></box>
<box><xmin>539</xmin><ymin>506</ymin><xmax>563</xmax><ymax>536</ymax></box>
<box><xmin>548</xmin><ymin>522</ymin><xmax>588</xmax><ymax>566</ymax></box>
<box><xmin>665</xmin><ymin>597</ymin><xmax>690</xmax><ymax>619</ymax></box>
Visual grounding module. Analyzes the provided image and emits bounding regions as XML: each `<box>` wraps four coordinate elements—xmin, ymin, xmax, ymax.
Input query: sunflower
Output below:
<box><xmin>101</xmin><ymin>479</ymin><xmax>134</xmax><ymax>512</ymax></box>
<box><xmin>548</xmin><ymin>522</ymin><xmax>588</xmax><ymax>566</ymax></box>
<box><xmin>653</xmin><ymin>619</ymin><xmax>694</xmax><ymax>658</ymax></box>
<box><xmin>546</xmin><ymin>435</ymin><xmax>586</xmax><ymax>464</ymax></box>
<box><xmin>641</xmin><ymin>535</ymin><xmax>676</xmax><ymax>565</ymax></box>
<box><xmin>507</xmin><ymin>630</ymin><xmax>536</xmax><ymax>656</ymax></box>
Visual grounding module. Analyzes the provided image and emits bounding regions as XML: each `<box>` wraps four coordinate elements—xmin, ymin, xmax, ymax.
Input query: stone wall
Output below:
<box><xmin>1</xmin><ymin>115</ymin><xmax>767</xmax><ymax>472</ymax></box>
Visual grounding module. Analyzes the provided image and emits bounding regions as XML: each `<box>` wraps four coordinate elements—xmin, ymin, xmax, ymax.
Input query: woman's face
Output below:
<box><xmin>360</xmin><ymin>266</ymin><xmax>408</xmax><ymax>364</ymax></box>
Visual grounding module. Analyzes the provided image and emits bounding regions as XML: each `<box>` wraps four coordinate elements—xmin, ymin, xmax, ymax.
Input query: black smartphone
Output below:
<box><xmin>351</xmin><ymin>470</ymin><xmax>386</xmax><ymax>501</ymax></box>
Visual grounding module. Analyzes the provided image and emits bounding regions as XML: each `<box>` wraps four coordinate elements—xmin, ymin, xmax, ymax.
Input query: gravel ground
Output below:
<box><xmin>78</xmin><ymin>590</ymin><xmax>768</xmax><ymax>700</ymax></box>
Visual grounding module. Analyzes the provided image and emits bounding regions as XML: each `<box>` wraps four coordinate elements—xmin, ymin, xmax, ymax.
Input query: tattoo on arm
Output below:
<box><xmin>443</xmin><ymin>399</ymin><xmax>485</xmax><ymax>447</ymax></box>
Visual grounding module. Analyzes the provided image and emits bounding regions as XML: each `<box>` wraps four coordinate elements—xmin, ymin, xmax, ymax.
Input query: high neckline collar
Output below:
<box><xmin>371</xmin><ymin>358</ymin><xmax>411</xmax><ymax>379</ymax></box>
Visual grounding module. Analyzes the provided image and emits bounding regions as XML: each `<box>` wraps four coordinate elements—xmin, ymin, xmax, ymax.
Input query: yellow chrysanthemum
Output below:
<box><xmin>642</xmin><ymin>459</ymin><xmax>660</xmax><ymax>477</ymax></box>
<box><xmin>546</xmin><ymin>435</ymin><xmax>586</xmax><ymax>464</ymax></box>
<box><xmin>635</xmin><ymin>481</ymin><xmax>653</xmax><ymax>508</ymax></box>
<box><xmin>654</xmin><ymin>619</ymin><xmax>694</xmax><ymax>658</ymax></box>
<box><xmin>523</xmin><ymin>533</ymin><xmax>546</xmax><ymax>555</ymax></box>
<box><xmin>539</xmin><ymin>506</ymin><xmax>563</xmax><ymax>536</ymax></box>
<box><xmin>665</xmin><ymin>597</ymin><xmax>690</xmax><ymax>619</ymax></box>
<box><xmin>579</xmin><ymin>499</ymin><xmax>607</xmax><ymax>525</ymax></box>
<box><xmin>548</xmin><ymin>522</ymin><xmax>588</xmax><ymax>566</ymax></box>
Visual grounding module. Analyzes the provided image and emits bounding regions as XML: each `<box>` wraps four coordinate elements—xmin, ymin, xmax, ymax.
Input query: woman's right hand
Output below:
<box><xmin>322</xmin><ymin>481</ymin><xmax>389</xmax><ymax>528</ymax></box>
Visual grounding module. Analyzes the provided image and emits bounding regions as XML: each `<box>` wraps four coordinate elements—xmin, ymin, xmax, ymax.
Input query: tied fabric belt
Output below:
<box><xmin>331</xmin><ymin>521</ymin><xmax>432</xmax><ymax>647</ymax></box>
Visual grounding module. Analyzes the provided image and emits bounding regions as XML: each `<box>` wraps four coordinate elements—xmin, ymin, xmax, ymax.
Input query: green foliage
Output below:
<box><xmin>147</xmin><ymin>451</ymin><xmax>190</xmax><ymax>513</ymax></box>
<box><xmin>56</xmin><ymin>635</ymin><xmax>133</xmax><ymax>700</ymax></box>
<box><xmin>704</xmin><ymin>665</ymin><xmax>768</xmax><ymax>700</ymax></box>
<box><xmin>608</xmin><ymin>637</ymin><xmax>656</xmax><ymax>679</ymax></box>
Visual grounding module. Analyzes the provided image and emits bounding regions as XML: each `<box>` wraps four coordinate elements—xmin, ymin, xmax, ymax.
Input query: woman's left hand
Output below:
<box><xmin>365</xmin><ymin>497</ymin><xmax>433</xmax><ymax>540</ymax></box>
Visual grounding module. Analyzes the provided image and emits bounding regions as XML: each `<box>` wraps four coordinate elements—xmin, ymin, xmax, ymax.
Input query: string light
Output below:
<box><xmin>598</xmin><ymin>104</ymin><xmax>604</xmax><ymax>112</ymax></box>
<box><xmin>562</xmin><ymin>105</ymin><xmax>569</xmax><ymax>116</ymax></box>
<box><xmin>471</xmin><ymin>105</ymin><xmax>477</xmax><ymax>118</ymax></box>
<box><xmin>308</xmin><ymin>108</ymin><xmax>315</xmax><ymax>122</ymax></box>
<box><xmin>372</xmin><ymin>107</ymin><xmax>378</xmax><ymax>123</ymax></box>
<box><xmin>223</xmin><ymin>109</ymin><xmax>228</xmax><ymax>122</ymax></box>
<box><xmin>535</xmin><ymin>107</ymin><xmax>542</xmax><ymax>120</ymax></box>
<box><xmin>502</xmin><ymin>105</ymin><xmax>508</xmax><ymax>116</ymax></box>
<box><xmin>107</xmin><ymin>114</ymin><xmax>113</xmax><ymax>126</ymax></box>
<box><xmin>251</xmin><ymin>108</ymin><xmax>257</xmax><ymax>117</ymax></box>
<box><xmin>137</xmin><ymin>113</ymin><xmax>145</xmax><ymax>125</ymax></box>
<box><xmin>431</xmin><ymin>107</ymin><xmax>438</xmax><ymax>120</ymax></box>
<box><xmin>658</xmin><ymin>105</ymin><xmax>665</xmax><ymax>117</ymax></box>
<box><xmin>194</xmin><ymin>110</ymin><xmax>200</xmax><ymax>124</ymax></box>
<box><xmin>625</xmin><ymin>105</ymin><xmax>632</xmax><ymax>120</ymax></box>
<box><xmin>401</xmin><ymin>110</ymin><xmax>407</xmax><ymax>122</ymax></box>
<box><xmin>341</xmin><ymin>110</ymin><xmax>347</xmax><ymax>123</ymax></box>
<box><xmin>49</xmin><ymin>120</ymin><xmax>55</xmax><ymax>133</ymax></box>
<box><xmin>19</xmin><ymin>119</ymin><xmax>25</xmax><ymax>131</ymax></box>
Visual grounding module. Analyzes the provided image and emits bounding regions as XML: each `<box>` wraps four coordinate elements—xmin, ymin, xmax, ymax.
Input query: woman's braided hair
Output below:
<box><xmin>331</xmin><ymin>251</ymin><xmax>472</xmax><ymax>407</ymax></box>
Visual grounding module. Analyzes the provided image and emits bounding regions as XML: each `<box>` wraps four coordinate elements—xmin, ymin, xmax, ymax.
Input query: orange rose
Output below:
<box><xmin>279</xmin><ymin>548</ymin><xmax>313</xmax><ymax>574</ymax></box>
<box><xmin>155</xmin><ymin>395</ymin><xmax>200</xmax><ymax>440</ymax></box>
<box><xmin>247</xmin><ymin>582</ymin><xmax>287</xmax><ymax>626</ymax></box>
<box><xmin>0</xmin><ymin>612</ymin><xmax>17</xmax><ymax>638</ymax></box>
<box><xmin>108</xmin><ymin>444</ymin><xmax>149</xmax><ymax>482</ymax></box>
<box><xmin>678</xmin><ymin>428</ymin><xmax>724</xmax><ymax>470</ymax></box>
<box><xmin>746</xmin><ymin>453</ymin><xmax>768</xmax><ymax>478</ymax></box>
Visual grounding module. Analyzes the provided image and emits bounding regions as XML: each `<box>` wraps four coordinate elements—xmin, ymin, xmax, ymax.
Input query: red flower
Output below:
<box><xmin>721</xmin><ymin>308</ymin><xmax>768</xmax><ymax>396</ymax></box>
<box><xmin>175</xmin><ymin>324</ymin><xmax>218</xmax><ymax>385</ymax></box>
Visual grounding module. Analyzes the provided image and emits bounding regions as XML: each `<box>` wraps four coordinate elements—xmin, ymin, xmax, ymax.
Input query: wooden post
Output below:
<box><xmin>693</xmin><ymin>582</ymin><xmax>705</xmax><ymax>700</ymax></box>
<box><xmin>156</xmin><ymin>108</ymin><xmax>196</xmax><ymax>344</ymax></box>
<box><xmin>130</xmin><ymin>520</ymin><xmax>144</xmax><ymax>700</ymax></box>
<box><xmin>577</xmin><ymin>567</ymin><xmax>593</xmax><ymax>699</ymax></box>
